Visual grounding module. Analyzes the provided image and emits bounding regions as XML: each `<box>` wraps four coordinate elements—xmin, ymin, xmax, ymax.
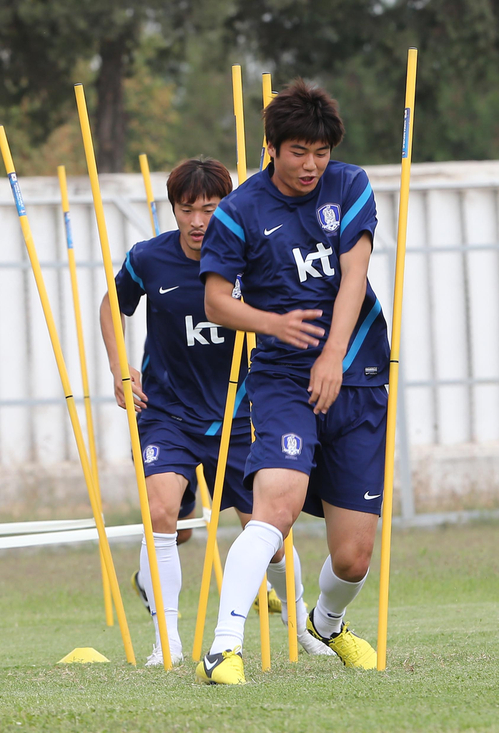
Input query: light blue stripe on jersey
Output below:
<box><xmin>340</xmin><ymin>182</ymin><xmax>373</xmax><ymax>235</ymax></box>
<box><xmin>213</xmin><ymin>206</ymin><xmax>246</xmax><ymax>242</ymax></box>
<box><xmin>204</xmin><ymin>380</ymin><xmax>247</xmax><ymax>436</ymax></box>
<box><xmin>125</xmin><ymin>251</ymin><xmax>145</xmax><ymax>291</ymax></box>
<box><xmin>142</xmin><ymin>354</ymin><xmax>150</xmax><ymax>372</ymax></box>
<box><xmin>342</xmin><ymin>298</ymin><xmax>382</xmax><ymax>373</ymax></box>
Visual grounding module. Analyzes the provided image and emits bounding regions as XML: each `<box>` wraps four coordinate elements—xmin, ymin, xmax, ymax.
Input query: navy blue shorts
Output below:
<box><xmin>245</xmin><ymin>371</ymin><xmax>387</xmax><ymax>516</ymax></box>
<box><xmin>137</xmin><ymin>409</ymin><xmax>253</xmax><ymax>517</ymax></box>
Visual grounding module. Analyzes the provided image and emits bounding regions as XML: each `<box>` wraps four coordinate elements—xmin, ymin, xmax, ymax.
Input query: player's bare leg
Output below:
<box><xmin>306</xmin><ymin>504</ymin><xmax>378</xmax><ymax>669</ymax></box>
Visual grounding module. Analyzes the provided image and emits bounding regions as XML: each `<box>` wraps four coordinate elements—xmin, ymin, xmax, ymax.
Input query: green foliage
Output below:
<box><xmin>230</xmin><ymin>0</ymin><xmax>499</xmax><ymax>164</ymax></box>
<box><xmin>2</xmin><ymin>0</ymin><xmax>499</xmax><ymax>172</ymax></box>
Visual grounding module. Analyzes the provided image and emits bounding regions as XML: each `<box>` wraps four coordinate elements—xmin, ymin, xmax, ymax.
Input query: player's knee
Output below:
<box><xmin>176</xmin><ymin>528</ymin><xmax>193</xmax><ymax>545</ymax></box>
<box><xmin>148</xmin><ymin>499</ymin><xmax>178</xmax><ymax>534</ymax></box>
<box><xmin>332</xmin><ymin>549</ymin><xmax>371</xmax><ymax>583</ymax></box>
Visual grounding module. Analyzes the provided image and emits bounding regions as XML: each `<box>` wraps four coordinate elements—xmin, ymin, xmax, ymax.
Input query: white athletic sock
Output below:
<box><xmin>140</xmin><ymin>532</ymin><xmax>183</xmax><ymax>657</ymax></box>
<box><xmin>267</xmin><ymin>547</ymin><xmax>308</xmax><ymax>633</ymax></box>
<box><xmin>210</xmin><ymin>520</ymin><xmax>283</xmax><ymax>655</ymax></box>
<box><xmin>314</xmin><ymin>557</ymin><xmax>368</xmax><ymax>637</ymax></box>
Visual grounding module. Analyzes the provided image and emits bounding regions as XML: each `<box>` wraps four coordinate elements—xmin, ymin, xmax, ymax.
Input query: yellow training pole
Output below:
<box><xmin>139</xmin><ymin>154</ymin><xmax>160</xmax><ymax>236</ymax></box>
<box><xmin>232</xmin><ymin>65</ymin><xmax>247</xmax><ymax>183</ymax></box>
<box><xmin>57</xmin><ymin>164</ymin><xmax>114</xmax><ymax>627</ymax></box>
<box><xmin>196</xmin><ymin>465</ymin><xmax>223</xmax><ymax>595</ymax></box>
<box><xmin>74</xmin><ymin>83</ymin><xmax>172</xmax><ymax>670</ymax></box>
<box><xmin>0</xmin><ymin>127</ymin><xmax>135</xmax><ymax>665</ymax></box>
<box><xmin>244</xmin><ymin>331</ymin><xmax>271</xmax><ymax>670</ymax></box>
<box><xmin>139</xmin><ymin>154</ymin><xmax>226</xmax><ymax>597</ymax></box>
<box><xmin>258</xmin><ymin>74</ymin><xmax>298</xmax><ymax>663</ymax></box>
<box><xmin>260</xmin><ymin>72</ymin><xmax>273</xmax><ymax>171</ymax></box>
<box><xmin>284</xmin><ymin>532</ymin><xmax>298</xmax><ymax>662</ymax></box>
<box><xmin>192</xmin><ymin>329</ymin><xmax>246</xmax><ymax>660</ymax></box>
<box><xmin>377</xmin><ymin>47</ymin><xmax>418</xmax><ymax>671</ymax></box>
<box><xmin>233</xmin><ymin>63</ymin><xmax>271</xmax><ymax>671</ymax></box>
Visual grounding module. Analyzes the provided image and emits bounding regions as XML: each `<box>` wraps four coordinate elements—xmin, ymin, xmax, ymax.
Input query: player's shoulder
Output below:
<box><xmin>129</xmin><ymin>230</ymin><xmax>178</xmax><ymax>261</ymax></box>
<box><xmin>217</xmin><ymin>171</ymin><xmax>266</xmax><ymax>216</ymax></box>
<box><xmin>325</xmin><ymin>159</ymin><xmax>370</xmax><ymax>186</ymax></box>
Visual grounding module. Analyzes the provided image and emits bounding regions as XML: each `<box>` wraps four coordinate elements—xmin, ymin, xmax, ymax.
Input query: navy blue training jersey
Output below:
<box><xmin>114</xmin><ymin>230</ymin><xmax>250</xmax><ymax>435</ymax></box>
<box><xmin>200</xmin><ymin>161</ymin><xmax>390</xmax><ymax>386</ymax></box>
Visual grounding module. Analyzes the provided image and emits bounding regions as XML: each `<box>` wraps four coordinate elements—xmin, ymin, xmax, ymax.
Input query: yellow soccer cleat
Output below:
<box><xmin>306</xmin><ymin>610</ymin><xmax>377</xmax><ymax>670</ymax></box>
<box><xmin>196</xmin><ymin>646</ymin><xmax>246</xmax><ymax>685</ymax></box>
<box><xmin>252</xmin><ymin>588</ymin><xmax>282</xmax><ymax>615</ymax></box>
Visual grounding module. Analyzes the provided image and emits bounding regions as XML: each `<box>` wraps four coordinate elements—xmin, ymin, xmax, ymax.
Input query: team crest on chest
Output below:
<box><xmin>281</xmin><ymin>433</ymin><xmax>302</xmax><ymax>457</ymax></box>
<box><xmin>317</xmin><ymin>203</ymin><xmax>341</xmax><ymax>233</ymax></box>
<box><xmin>143</xmin><ymin>444</ymin><xmax>160</xmax><ymax>464</ymax></box>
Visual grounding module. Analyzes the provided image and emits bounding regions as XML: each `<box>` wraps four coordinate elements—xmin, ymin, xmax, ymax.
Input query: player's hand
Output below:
<box><xmin>274</xmin><ymin>309</ymin><xmax>325</xmax><ymax>349</ymax></box>
<box><xmin>308</xmin><ymin>350</ymin><xmax>343</xmax><ymax>414</ymax></box>
<box><xmin>113</xmin><ymin>365</ymin><xmax>148</xmax><ymax>412</ymax></box>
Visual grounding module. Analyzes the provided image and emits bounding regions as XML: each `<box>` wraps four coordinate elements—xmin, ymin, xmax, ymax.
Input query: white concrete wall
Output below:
<box><xmin>1</xmin><ymin>162</ymin><xmax>498</xmax><ymax>515</ymax></box>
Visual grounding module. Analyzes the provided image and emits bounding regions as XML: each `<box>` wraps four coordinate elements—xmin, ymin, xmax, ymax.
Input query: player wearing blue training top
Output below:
<box><xmin>196</xmin><ymin>81</ymin><xmax>390</xmax><ymax>685</ymax></box>
<box><xmin>100</xmin><ymin>157</ymin><xmax>328</xmax><ymax>667</ymax></box>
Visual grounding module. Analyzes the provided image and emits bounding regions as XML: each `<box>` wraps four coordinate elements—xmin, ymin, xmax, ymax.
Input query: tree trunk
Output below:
<box><xmin>95</xmin><ymin>36</ymin><xmax>128</xmax><ymax>173</ymax></box>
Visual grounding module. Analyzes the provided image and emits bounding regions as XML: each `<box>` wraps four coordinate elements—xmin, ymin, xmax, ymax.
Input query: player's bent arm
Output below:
<box><xmin>204</xmin><ymin>272</ymin><xmax>325</xmax><ymax>349</ymax></box>
<box><xmin>99</xmin><ymin>293</ymin><xmax>147</xmax><ymax>411</ymax></box>
<box><xmin>308</xmin><ymin>233</ymin><xmax>372</xmax><ymax>414</ymax></box>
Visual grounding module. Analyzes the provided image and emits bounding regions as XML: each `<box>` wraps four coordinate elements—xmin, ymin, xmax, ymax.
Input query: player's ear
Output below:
<box><xmin>267</xmin><ymin>142</ymin><xmax>276</xmax><ymax>159</ymax></box>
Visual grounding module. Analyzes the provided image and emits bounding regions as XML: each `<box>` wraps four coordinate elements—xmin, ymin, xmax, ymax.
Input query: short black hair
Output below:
<box><xmin>167</xmin><ymin>156</ymin><xmax>232</xmax><ymax>208</ymax></box>
<box><xmin>264</xmin><ymin>78</ymin><xmax>344</xmax><ymax>156</ymax></box>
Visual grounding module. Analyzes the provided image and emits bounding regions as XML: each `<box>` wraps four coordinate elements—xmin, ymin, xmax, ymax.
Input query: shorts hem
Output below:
<box><xmin>320</xmin><ymin>496</ymin><xmax>382</xmax><ymax>517</ymax></box>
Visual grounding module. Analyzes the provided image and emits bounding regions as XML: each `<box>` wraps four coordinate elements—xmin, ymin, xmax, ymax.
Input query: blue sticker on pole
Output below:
<box><xmin>150</xmin><ymin>201</ymin><xmax>160</xmax><ymax>236</ymax></box>
<box><xmin>8</xmin><ymin>172</ymin><xmax>26</xmax><ymax>217</ymax></box>
<box><xmin>64</xmin><ymin>211</ymin><xmax>73</xmax><ymax>248</ymax></box>
<box><xmin>402</xmin><ymin>107</ymin><xmax>411</xmax><ymax>159</ymax></box>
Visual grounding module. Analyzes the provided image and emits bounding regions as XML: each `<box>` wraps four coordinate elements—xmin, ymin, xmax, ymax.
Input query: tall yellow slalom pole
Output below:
<box><xmin>0</xmin><ymin>127</ymin><xmax>135</xmax><ymax>664</ymax></box>
<box><xmin>260</xmin><ymin>72</ymin><xmax>273</xmax><ymax>171</ymax></box>
<box><xmin>196</xmin><ymin>465</ymin><xmax>224</xmax><ymax>595</ymax></box>
<box><xmin>192</xmin><ymin>329</ymin><xmax>246</xmax><ymax>661</ymax></box>
<box><xmin>232</xmin><ymin>65</ymin><xmax>247</xmax><ymax>183</ymax></box>
<box><xmin>74</xmin><ymin>84</ymin><xmax>172</xmax><ymax>670</ymax></box>
<box><xmin>138</xmin><ymin>153</ymin><xmax>226</xmax><ymax>597</ymax></box>
<box><xmin>139</xmin><ymin>154</ymin><xmax>161</xmax><ymax>236</ymax></box>
<box><xmin>57</xmin><ymin>164</ymin><xmax>114</xmax><ymax>627</ymax></box>
<box><xmin>377</xmin><ymin>48</ymin><xmax>418</xmax><ymax>671</ymax></box>
<box><xmin>259</xmin><ymin>73</ymin><xmax>298</xmax><ymax>663</ymax></box>
<box><xmin>233</xmin><ymin>64</ymin><xmax>272</xmax><ymax>672</ymax></box>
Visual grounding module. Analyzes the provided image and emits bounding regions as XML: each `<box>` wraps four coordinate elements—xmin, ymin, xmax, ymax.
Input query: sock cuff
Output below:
<box><xmin>268</xmin><ymin>557</ymin><xmax>286</xmax><ymax>572</ymax></box>
<box><xmin>331</xmin><ymin>565</ymin><xmax>369</xmax><ymax>589</ymax></box>
<box><xmin>141</xmin><ymin>532</ymin><xmax>178</xmax><ymax>548</ymax></box>
<box><xmin>245</xmin><ymin>520</ymin><xmax>283</xmax><ymax>552</ymax></box>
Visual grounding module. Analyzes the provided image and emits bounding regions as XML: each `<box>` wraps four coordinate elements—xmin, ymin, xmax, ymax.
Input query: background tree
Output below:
<box><xmin>1</xmin><ymin>0</ymin><xmax>499</xmax><ymax>174</ymax></box>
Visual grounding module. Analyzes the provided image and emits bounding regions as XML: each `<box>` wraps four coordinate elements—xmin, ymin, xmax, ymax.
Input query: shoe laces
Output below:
<box><xmin>221</xmin><ymin>645</ymin><xmax>242</xmax><ymax>662</ymax></box>
<box><xmin>146</xmin><ymin>645</ymin><xmax>163</xmax><ymax>664</ymax></box>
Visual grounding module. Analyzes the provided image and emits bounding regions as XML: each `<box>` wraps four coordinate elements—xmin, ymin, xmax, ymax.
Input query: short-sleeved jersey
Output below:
<box><xmin>200</xmin><ymin>160</ymin><xmax>389</xmax><ymax>386</ymax></box>
<box><xmin>114</xmin><ymin>230</ymin><xmax>250</xmax><ymax>435</ymax></box>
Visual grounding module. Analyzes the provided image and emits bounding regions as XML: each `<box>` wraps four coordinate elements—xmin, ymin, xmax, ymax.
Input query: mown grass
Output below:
<box><xmin>0</xmin><ymin>520</ymin><xmax>498</xmax><ymax>732</ymax></box>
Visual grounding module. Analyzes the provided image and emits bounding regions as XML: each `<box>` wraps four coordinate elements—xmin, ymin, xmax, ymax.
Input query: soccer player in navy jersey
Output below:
<box><xmin>196</xmin><ymin>81</ymin><xmax>390</xmax><ymax>684</ymax></box>
<box><xmin>100</xmin><ymin>156</ymin><xmax>329</xmax><ymax>667</ymax></box>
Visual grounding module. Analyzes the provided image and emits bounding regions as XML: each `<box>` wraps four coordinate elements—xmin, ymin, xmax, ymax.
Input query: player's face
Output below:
<box><xmin>174</xmin><ymin>195</ymin><xmax>221</xmax><ymax>260</ymax></box>
<box><xmin>267</xmin><ymin>139</ymin><xmax>331</xmax><ymax>197</ymax></box>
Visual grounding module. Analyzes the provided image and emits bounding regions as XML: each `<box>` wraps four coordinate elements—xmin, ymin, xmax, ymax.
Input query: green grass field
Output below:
<box><xmin>1</xmin><ymin>520</ymin><xmax>498</xmax><ymax>733</ymax></box>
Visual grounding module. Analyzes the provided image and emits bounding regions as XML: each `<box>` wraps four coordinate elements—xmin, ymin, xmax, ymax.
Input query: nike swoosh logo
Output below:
<box><xmin>159</xmin><ymin>286</ymin><xmax>179</xmax><ymax>294</ymax></box>
<box><xmin>230</xmin><ymin>610</ymin><xmax>246</xmax><ymax>619</ymax></box>
<box><xmin>264</xmin><ymin>225</ymin><xmax>283</xmax><ymax>236</ymax></box>
<box><xmin>364</xmin><ymin>491</ymin><xmax>381</xmax><ymax>500</ymax></box>
<box><xmin>204</xmin><ymin>658</ymin><xmax>218</xmax><ymax>672</ymax></box>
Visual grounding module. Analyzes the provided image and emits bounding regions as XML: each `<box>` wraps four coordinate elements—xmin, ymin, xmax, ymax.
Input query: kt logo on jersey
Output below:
<box><xmin>185</xmin><ymin>316</ymin><xmax>224</xmax><ymax>346</ymax></box>
<box><xmin>317</xmin><ymin>203</ymin><xmax>341</xmax><ymax>233</ymax></box>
